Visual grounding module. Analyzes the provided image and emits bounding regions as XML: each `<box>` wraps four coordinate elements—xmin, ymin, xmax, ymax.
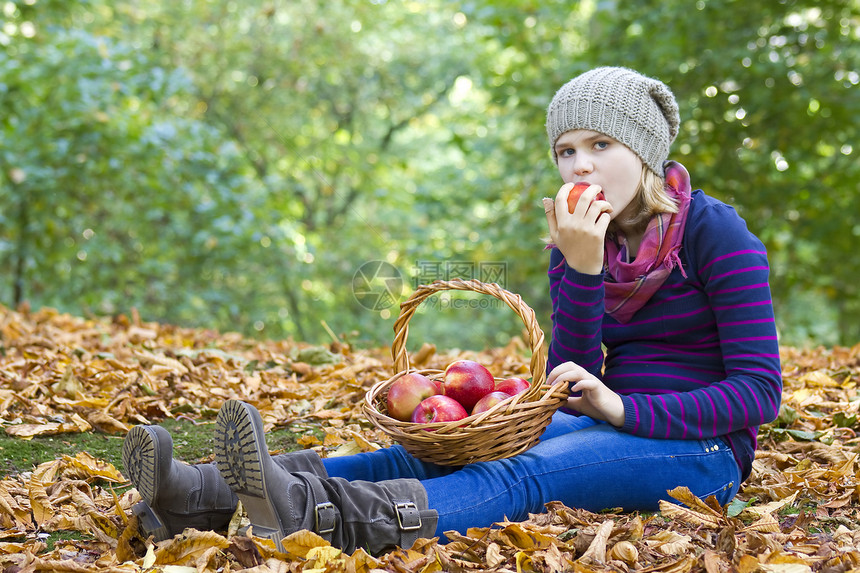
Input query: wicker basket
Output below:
<box><xmin>362</xmin><ymin>278</ymin><xmax>570</xmax><ymax>466</ymax></box>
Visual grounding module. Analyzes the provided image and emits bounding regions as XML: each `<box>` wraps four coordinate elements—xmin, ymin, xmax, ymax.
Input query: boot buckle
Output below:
<box><xmin>314</xmin><ymin>502</ymin><xmax>337</xmax><ymax>535</ymax></box>
<box><xmin>394</xmin><ymin>501</ymin><xmax>422</xmax><ymax>531</ymax></box>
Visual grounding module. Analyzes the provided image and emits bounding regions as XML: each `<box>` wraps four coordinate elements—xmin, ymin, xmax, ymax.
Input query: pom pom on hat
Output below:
<box><xmin>545</xmin><ymin>67</ymin><xmax>680</xmax><ymax>176</ymax></box>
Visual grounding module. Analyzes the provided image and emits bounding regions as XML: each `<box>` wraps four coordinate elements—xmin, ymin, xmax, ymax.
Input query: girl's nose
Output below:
<box><xmin>574</xmin><ymin>154</ymin><xmax>593</xmax><ymax>175</ymax></box>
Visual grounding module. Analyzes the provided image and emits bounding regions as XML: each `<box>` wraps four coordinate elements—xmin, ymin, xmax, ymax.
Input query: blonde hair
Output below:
<box><xmin>608</xmin><ymin>165</ymin><xmax>678</xmax><ymax>236</ymax></box>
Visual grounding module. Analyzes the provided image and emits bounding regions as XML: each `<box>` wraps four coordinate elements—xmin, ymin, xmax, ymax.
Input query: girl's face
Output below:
<box><xmin>554</xmin><ymin>129</ymin><xmax>643</xmax><ymax>225</ymax></box>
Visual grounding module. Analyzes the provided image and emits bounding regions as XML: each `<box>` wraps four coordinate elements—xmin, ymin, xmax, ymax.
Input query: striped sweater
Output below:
<box><xmin>548</xmin><ymin>190</ymin><xmax>782</xmax><ymax>480</ymax></box>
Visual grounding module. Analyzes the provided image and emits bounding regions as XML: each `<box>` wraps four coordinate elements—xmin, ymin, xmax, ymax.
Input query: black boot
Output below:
<box><xmin>214</xmin><ymin>399</ymin><xmax>439</xmax><ymax>555</ymax></box>
<box><xmin>122</xmin><ymin>424</ymin><xmax>328</xmax><ymax>541</ymax></box>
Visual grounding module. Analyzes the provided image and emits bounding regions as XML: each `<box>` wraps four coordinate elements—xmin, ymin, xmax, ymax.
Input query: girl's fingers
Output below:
<box><xmin>547</xmin><ymin>361</ymin><xmax>589</xmax><ymax>385</ymax></box>
<box><xmin>543</xmin><ymin>197</ymin><xmax>558</xmax><ymax>241</ymax></box>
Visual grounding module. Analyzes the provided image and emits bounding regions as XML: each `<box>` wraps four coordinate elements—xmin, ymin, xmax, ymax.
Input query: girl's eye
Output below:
<box><xmin>595</xmin><ymin>141</ymin><xmax>609</xmax><ymax>150</ymax></box>
<box><xmin>559</xmin><ymin>148</ymin><xmax>575</xmax><ymax>157</ymax></box>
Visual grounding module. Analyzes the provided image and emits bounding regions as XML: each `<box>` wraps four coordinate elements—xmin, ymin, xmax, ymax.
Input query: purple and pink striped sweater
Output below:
<box><xmin>547</xmin><ymin>190</ymin><xmax>782</xmax><ymax>480</ymax></box>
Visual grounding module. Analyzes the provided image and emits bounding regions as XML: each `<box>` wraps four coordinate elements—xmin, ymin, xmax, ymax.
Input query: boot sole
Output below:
<box><xmin>122</xmin><ymin>425</ymin><xmax>173</xmax><ymax>506</ymax></box>
<box><xmin>215</xmin><ymin>400</ymin><xmax>287</xmax><ymax>550</ymax></box>
<box><xmin>122</xmin><ymin>425</ymin><xmax>173</xmax><ymax>541</ymax></box>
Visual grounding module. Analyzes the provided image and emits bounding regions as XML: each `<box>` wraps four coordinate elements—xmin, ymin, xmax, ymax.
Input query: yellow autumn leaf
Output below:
<box><xmin>516</xmin><ymin>550</ymin><xmax>534</xmax><ymax>573</ymax></box>
<box><xmin>787</xmin><ymin>387</ymin><xmax>812</xmax><ymax>404</ymax></box>
<box><xmin>496</xmin><ymin>522</ymin><xmax>559</xmax><ymax>550</ymax></box>
<box><xmin>0</xmin><ymin>482</ymin><xmax>32</xmax><ymax>528</ymax></box>
<box><xmin>306</xmin><ymin>545</ymin><xmax>344</xmax><ymax>569</ymax></box>
<box><xmin>62</xmin><ymin>452</ymin><xmax>125</xmax><ymax>482</ymax></box>
<box><xmin>279</xmin><ymin>528</ymin><xmax>329</xmax><ymax>558</ymax></box>
<box><xmin>327</xmin><ymin>439</ymin><xmax>364</xmax><ymax>457</ymax></box>
<box><xmin>346</xmin><ymin>429</ymin><xmax>382</xmax><ymax>452</ymax></box>
<box><xmin>29</xmin><ymin>459</ymin><xmax>62</xmax><ymax>526</ymax></box>
<box><xmin>341</xmin><ymin>547</ymin><xmax>383</xmax><ymax>573</ymax></box>
<box><xmin>799</xmin><ymin>370</ymin><xmax>838</xmax><ymax>387</ymax></box>
<box><xmin>297</xmin><ymin>434</ymin><xmax>323</xmax><ymax>447</ymax></box>
<box><xmin>115</xmin><ymin>517</ymin><xmax>140</xmax><ymax>564</ymax></box>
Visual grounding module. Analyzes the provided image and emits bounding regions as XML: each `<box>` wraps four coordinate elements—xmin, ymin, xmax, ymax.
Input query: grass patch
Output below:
<box><xmin>0</xmin><ymin>418</ymin><xmax>310</xmax><ymax>477</ymax></box>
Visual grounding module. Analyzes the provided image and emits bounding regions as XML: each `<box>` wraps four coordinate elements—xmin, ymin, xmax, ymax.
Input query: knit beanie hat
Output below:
<box><xmin>545</xmin><ymin>67</ymin><xmax>680</xmax><ymax>176</ymax></box>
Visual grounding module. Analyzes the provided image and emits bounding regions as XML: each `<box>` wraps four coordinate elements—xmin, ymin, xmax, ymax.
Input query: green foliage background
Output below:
<box><xmin>1</xmin><ymin>0</ymin><xmax>858</xmax><ymax>350</ymax></box>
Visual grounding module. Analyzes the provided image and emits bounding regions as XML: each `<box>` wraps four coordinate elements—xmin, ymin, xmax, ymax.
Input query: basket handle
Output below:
<box><xmin>391</xmin><ymin>279</ymin><xmax>547</xmax><ymax>399</ymax></box>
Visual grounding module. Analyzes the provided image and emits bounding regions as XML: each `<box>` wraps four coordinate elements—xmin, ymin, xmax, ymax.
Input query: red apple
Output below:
<box><xmin>442</xmin><ymin>359</ymin><xmax>495</xmax><ymax>412</ymax></box>
<box><xmin>495</xmin><ymin>377</ymin><xmax>531</xmax><ymax>397</ymax></box>
<box><xmin>567</xmin><ymin>181</ymin><xmax>607</xmax><ymax>214</ymax></box>
<box><xmin>471</xmin><ymin>391</ymin><xmax>512</xmax><ymax>415</ymax></box>
<box><xmin>386</xmin><ymin>372</ymin><xmax>440</xmax><ymax>422</ymax></box>
<box><xmin>431</xmin><ymin>378</ymin><xmax>444</xmax><ymax>394</ymax></box>
<box><xmin>411</xmin><ymin>395</ymin><xmax>469</xmax><ymax>424</ymax></box>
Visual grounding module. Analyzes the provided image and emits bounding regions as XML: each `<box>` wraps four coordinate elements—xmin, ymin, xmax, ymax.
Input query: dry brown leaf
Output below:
<box><xmin>153</xmin><ymin>530</ymin><xmax>230</xmax><ymax>566</ymax></box>
<box><xmin>658</xmin><ymin>500</ymin><xmax>724</xmax><ymax>529</ymax></box>
<box><xmin>666</xmin><ymin>486</ymin><xmax>725</xmax><ymax>519</ymax></box>
<box><xmin>3</xmin><ymin>305</ymin><xmax>860</xmax><ymax>571</ymax></box>
<box><xmin>702</xmin><ymin>549</ymin><xmax>726</xmax><ymax>573</ymax></box>
<box><xmin>645</xmin><ymin>530</ymin><xmax>694</xmax><ymax>556</ymax></box>
<box><xmin>740</xmin><ymin>512</ymin><xmax>780</xmax><ymax>533</ymax></box>
<box><xmin>577</xmin><ymin>520</ymin><xmax>613</xmax><ymax>565</ymax></box>
<box><xmin>645</xmin><ymin>556</ymin><xmax>698</xmax><ymax>573</ymax></box>
<box><xmin>608</xmin><ymin>540</ymin><xmax>638</xmax><ymax>566</ymax></box>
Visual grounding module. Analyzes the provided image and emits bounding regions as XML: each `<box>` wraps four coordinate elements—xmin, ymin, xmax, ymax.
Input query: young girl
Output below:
<box><xmin>122</xmin><ymin>66</ymin><xmax>782</xmax><ymax>555</ymax></box>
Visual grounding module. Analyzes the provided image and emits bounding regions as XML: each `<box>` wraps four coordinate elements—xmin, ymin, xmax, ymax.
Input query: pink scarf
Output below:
<box><xmin>603</xmin><ymin>161</ymin><xmax>691</xmax><ymax>323</ymax></box>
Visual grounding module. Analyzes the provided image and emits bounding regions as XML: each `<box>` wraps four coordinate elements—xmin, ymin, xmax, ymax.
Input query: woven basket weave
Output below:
<box><xmin>362</xmin><ymin>278</ymin><xmax>570</xmax><ymax>466</ymax></box>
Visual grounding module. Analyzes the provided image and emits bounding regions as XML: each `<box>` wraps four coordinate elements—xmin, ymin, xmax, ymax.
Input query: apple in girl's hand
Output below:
<box><xmin>386</xmin><ymin>372</ymin><xmax>440</xmax><ymax>421</ymax></box>
<box><xmin>471</xmin><ymin>391</ymin><xmax>512</xmax><ymax>415</ymax></box>
<box><xmin>411</xmin><ymin>395</ymin><xmax>469</xmax><ymax>424</ymax></box>
<box><xmin>567</xmin><ymin>181</ymin><xmax>607</xmax><ymax>214</ymax></box>
<box><xmin>442</xmin><ymin>360</ymin><xmax>496</xmax><ymax>411</ymax></box>
<box><xmin>495</xmin><ymin>377</ymin><xmax>531</xmax><ymax>397</ymax></box>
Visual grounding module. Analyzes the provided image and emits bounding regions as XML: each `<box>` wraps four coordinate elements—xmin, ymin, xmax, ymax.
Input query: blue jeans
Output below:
<box><xmin>322</xmin><ymin>411</ymin><xmax>741</xmax><ymax>539</ymax></box>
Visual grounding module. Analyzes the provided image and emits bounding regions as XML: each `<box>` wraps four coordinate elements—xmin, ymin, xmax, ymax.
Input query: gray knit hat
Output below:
<box><xmin>545</xmin><ymin>67</ymin><xmax>679</xmax><ymax>176</ymax></box>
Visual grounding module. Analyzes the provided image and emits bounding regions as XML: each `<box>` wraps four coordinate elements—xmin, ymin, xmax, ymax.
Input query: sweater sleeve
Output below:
<box><xmin>618</xmin><ymin>201</ymin><xmax>783</xmax><ymax>439</ymax></box>
<box><xmin>547</xmin><ymin>247</ymin><xmax>605</xmax><ymax>376</ymax></box>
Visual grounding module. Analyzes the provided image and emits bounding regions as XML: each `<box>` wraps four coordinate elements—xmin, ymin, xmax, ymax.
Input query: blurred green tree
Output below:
<box><xmin>1</xmin><ymin>0</ymin><xmax>857</xmax><ymax>349</ymax></box>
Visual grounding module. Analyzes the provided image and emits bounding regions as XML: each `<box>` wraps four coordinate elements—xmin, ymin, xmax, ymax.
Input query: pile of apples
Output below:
<box><xmin>386</xmin><ymin>359</ymin><xmax>531</xmax><ymax>424</ymax></box>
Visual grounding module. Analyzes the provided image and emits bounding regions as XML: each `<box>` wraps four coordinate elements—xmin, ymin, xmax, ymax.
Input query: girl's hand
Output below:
<box><xmin>547</xmin><ymin>361</ymin><xmax>624</xmax><ymax>427</ymax></box>
<box><xmin>543</xmin><ymin>183</ymin><xmax>611</xmax><ymax>275</ymax></box>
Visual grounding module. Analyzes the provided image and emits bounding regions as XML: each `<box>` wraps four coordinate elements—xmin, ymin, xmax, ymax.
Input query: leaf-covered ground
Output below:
<box><xmin>1</xmin><ymin>304</ymin><xmax>859</xmax><ymax>572</ymax></box>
